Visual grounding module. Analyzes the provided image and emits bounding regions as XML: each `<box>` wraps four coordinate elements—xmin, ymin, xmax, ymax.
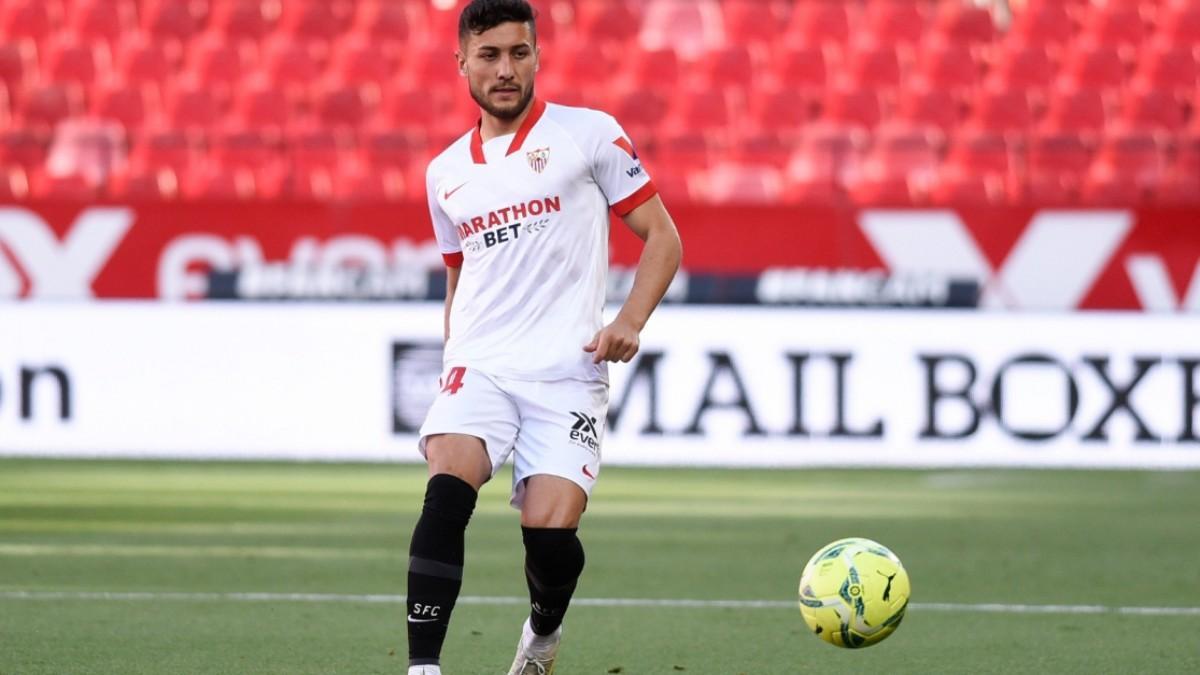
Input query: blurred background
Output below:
<box><xmin>2</xmin><ymin>2</ymin><xmax>1200</xmax><ymax>673</ymax></box>
<box><xmin>0</xmin><ymin>0</ymin><xmax>1197</xmax><ymax>206</ymax></box>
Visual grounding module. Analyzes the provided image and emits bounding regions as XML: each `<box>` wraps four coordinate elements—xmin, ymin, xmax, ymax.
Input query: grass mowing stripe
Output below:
<box><xmin>3</xmin><ymin>590</ymin><xmax>1199</xmax><ymax>617</ymax></box>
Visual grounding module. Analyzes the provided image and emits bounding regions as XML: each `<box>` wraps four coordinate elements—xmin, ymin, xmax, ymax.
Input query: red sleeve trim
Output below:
<box><xmin>442</xmin><ymin>252</ymin><xmax>464</xmax><ymax>268</ymax></box>
<box><xmin>611</xmin><ymin>181</ymin><xmax>657</xmax><ymax>217</ymax></box>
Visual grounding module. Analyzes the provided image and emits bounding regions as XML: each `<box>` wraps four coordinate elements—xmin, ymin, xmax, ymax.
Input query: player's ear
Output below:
<box><xmin>455</xmin><ymin>50</ymin><xmax>466</xmax><ymax>76</ymax></box>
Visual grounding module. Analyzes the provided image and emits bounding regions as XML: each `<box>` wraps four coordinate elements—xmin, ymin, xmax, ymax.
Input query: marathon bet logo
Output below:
<box><xmin>569</xmin><ymin>411</ymin><xmax>600</xmax><ymax>451</ymax></box>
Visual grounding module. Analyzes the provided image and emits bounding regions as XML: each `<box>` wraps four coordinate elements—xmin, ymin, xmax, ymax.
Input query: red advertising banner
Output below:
<box><xmin>0</xmin><ymin>201</ymin><xmax>1197</xmax><ymax>309</ymax></box>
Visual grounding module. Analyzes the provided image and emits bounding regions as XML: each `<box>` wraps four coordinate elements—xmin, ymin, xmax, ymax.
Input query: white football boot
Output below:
<box><xmin>407</xmin><ymin>665</ymin><xmax>441</xmax><ymax>675</ymax></box>
<box><xmin>506</xmin><ymin>618</ymin><xmax>562</xmax><ymax>675</ymax></box>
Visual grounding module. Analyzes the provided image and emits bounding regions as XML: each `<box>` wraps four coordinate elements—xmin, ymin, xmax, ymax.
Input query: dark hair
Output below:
<box><xmin>458</xmin><ymin>0</ymin><xmax>537</xmax><ymax>43</ymax></box>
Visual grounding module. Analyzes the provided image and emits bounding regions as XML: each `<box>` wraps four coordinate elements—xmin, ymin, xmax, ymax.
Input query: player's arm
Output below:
<box><xmin>444</xmin><ymin>265</ymin><xmax>460</xmax><ymax>343</ymax></box>
<box><xmin>584</xmin><ymin>195</ymin><xmax>681</xmax><ymax>363</ymax></box>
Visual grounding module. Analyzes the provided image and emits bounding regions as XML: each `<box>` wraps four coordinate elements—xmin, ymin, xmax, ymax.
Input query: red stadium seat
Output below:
<box><xmin>917</xmin><ymin>40</ymin><xmax>981</xmax><ymax>93</ymax></box>
<box><xmin>1027</xmin><ymin>132</ymin><xmax>1093</xmax><ymax>203</ymax></box>
<box><xmin>164</xmin><ymin>81</ymin><xmax>222</xmax><ymax>131</ymax></box>
<box><xmin>1132</xmin><ymin>42</ymin><xmax>1199</xmax><ymax>96</ymax></box>
<box><xmin>210</xmin><ymin>127</ymin><xmax>286</xmax><ymax>195</ymax></box>
<box><xmin>279</xmin><ymin>0</ymin><xmax>351</xmax><ymax>47</ymax></box>
<box><xmin>721</xmin><ymin>0</ymin><xmax>787</xmax><ymax>47</ymax></box>
<box><xmin>185</xmin><ymin>33</ymin><xmax>256</xmax><ymax>96</ymax></box>
<box><xmin>1120</xmin><ymin>86</ymin><xmax>1187</xmax><ymax>131</ymax></box>
<box><xmin>1061</xmin><ymin>43</ymin><xmax>1126</xmax><ymax>90</ymax></box>
<box><xmin>0</xmin><ymin>165</ymin><xmax>30</xmax><ymax>200</ymax></box>
<box><xmin>1160</xmin><ymin>4</ymin><xmax>1200</xmax><ymax>45</ymax></box>
<box><xmin>30</xmin><ymin>168</ymin><xmax>97</xmax><ymax>199</ymax></box>
<box><xmin>543</xmin><ymin>43</ymin><xmax>618</xmax><ymax>93</ymax></box>
<box><xmin>966</xmin><ymin>88</ymin><xmax>1035</xmax><ymax>133</ymax></box>
<box><xmin>746</xmin><ymin>86</ymin><xmax>811</xmax><ymax>138</ymax></box>
<box><xmin>845</xmin><ymin>43</ymin><xmax>904</xmax><ymax>90</ymax></box>
<box><xmin>865</xmin><ymin>1</ymin><xmax>927</xmax><ymax>45</ymax></box>
<box><xmin>784</xmin><ymin>124</ymin><xmax>864</xmax><ymax>204</ymax></box>
<box><xmin>328</xmin><ymin>36</ymin><xmax>393</xmax><ymax>89</ymax></box>
<box><xmin>896</xmin><ymin>85</ymin><xmax>961</xmax><ymax>131</ymax></box>
<box><xmin>109</xmin><ymin>164</ymin><xmax>182</xmax><ymax>200</ymax></box>
<box><xmin>575</xmin><ymin>0</ymin><xmax>638</xmax><ymax>46</ymax></box>
<box><xmin>1081</xmin><ymin>4</ymin><xmax>1147</xmax><ymax>47</ymax></box>
<box><xmin>1043</xmin><ymin>87</ymin><xmax>1110</xmax><ymax>134</ymax></box>
<box><xmin>0</xmin><ymin>83</ymin><xmax>10</xmax><ymax>129</ymax></box>
<box><xmin>607</xmin><ymin>88</ymin><xmax>669</xmax><ymax>140</ymax></box>
<box><xmin>1157</xmin><ymin>133</ymin><xmax>1200</xmax><ymax>204</ymax></box>
<box><xmin>402</xmin><ymin>48</ymin><xmax>457</xmax><ymax>90</ymax></box>
<box><xmin>786</xmin><ymin>2</ymin><xmax>851</xmax><ymax>47</ymax></box>
<box><xmin>1</xmin><ymin>0</ymin><xmax>63</xmax><ymax>42</ymax></box>
<box><xmin>702</xmin><ymin>162</ymin><xmax>783</xmax><ymax>204</ymax></box>
<box><xmin>141</xmin><ymin>0</ymin><xmax>205</xmax><ymax>44</ymax></box>
<box><xmin>940</xmin><ymin>127</ymin><xmax>1017</xmax><ymax>176</ymax></box>
<box><xmin>771</xmin><ymin>46</ymin><xmax>827</xmax><ymax>92</ymax></box>
<box><xmin>91</xmin><ymin>82</ymin><xmax>159</xmax><ymax>131</ymax></box>
<box><xmin>183</xmin><ymin>160</ymin><xmax>259</xmax><ymax>200</ymax></box>
<box><xmin>69</xmin><ymin>0</ymin><xmax>138</xmax><ymax>46</ymax></box>
<box><xmin>288</xmin><ymin>128</ymin><xmax>348</xmax><ymax>170</ymax></box>
<box><xmin>618</xmin><ymin>47</ymin><xmax>679</xmax><ymax>91</ymax></box>
<box><xmin>350</xmin><ymin>0</ymin><xmax>409</xmax><ymax>51</ymax></box>
<box><xmin>0</xmin><ymin>128</ymin><xmax>51</xmax><ymax>169</ymax></box>
<box><xmin>128</xmin><ymin>128</ymin><xmax>200</xmax><ymax>173</ymax></box>
<box><xmin>17</xmin><ymin>83</ymin><xmax>85</xmax><ymax>131</ymax></box>
<box><xmin>1011</xmin><ymin>2</ymin><xmax>1074</xmax><ymax>47</ymax></box>
<box><xmin>0</xmin><ymin>40</ymin><xmax>38</xmax><ymax>92</ymax></box>
<box><xmin>933</xmin><ymin>3</ymin><xmax>995</xmax><ymax>45</ymax></box>
<box><xmin>989</xmin><ymin>42</ymin><xmax>1057</xmax><ymax>94</ymax></box>
<box><xmin>639</xmin><ymin>0</ymin><xmax>722</xmax><ymax>60</ymax></box>
<box><xmin>260</xmin><ymin>38</ymin><xmax>322</xmax><ymax>96</ymax></box>
<box><xmin>43</xmin><ymin>37</ymin><xmax>110</xmax><ymax>88</ymax></box>
<box><xmin>313</xmin><ymin>83</ymin><xmax>374</xmax><ymax>131</ymax></box>
<box><xmin>329</xmin><ymin>163</ymin><xmax>407</xmax><ymax>201</ymax></box>
<box><xmin>845</xmin><ymin>125</ymin><xmax>940</xmax><ymax>205</ymax></box>
<box><xmin>1082</xmin><ymin>130</ymin><xmax>1166</xmax><ymax>204</ymax></box>
<box><xmin>656</xmin><ymin>129</ymin><xmax>716</xmax><ymax>171</ymax></box>
<box><xmin>359</xmin><ymin>128</ymin><xmax>422</xmax><ymax>173</ymax></box>
<box><xmin>665</xmin><ymin>90</ymin><xmax>733</xmax><ymax>134</ymax></box>
<box><xmin>727</xmin><ymin>130</ymin><xmax>794</xmax><ymax>169</ymax></box>
<box><xmin>822</xmin><ymin>87</ymin><xmax>883</xmax><ymax>130</ymax></box>
<box><xmin>116</xmin><ymin>32</ymin><xmax>178</xmax><ymax>90</ymax></box>
<box><xmin>232</xmin><ymin>80</ymin><xmax>293</xmax><ymax>131</ymax></box>
<box><xmin>376</xmin><ymin>88</ymin><xmax>444</xmax><ymax>135</ymax></box>
<box><xmin>210</xmin><ymin>0</ymin><xmax>279</xmax><ymax>43</ymax></box>
<box><xmin>700</xmin><ymin>46</ymin><xmax>755</xmax><ymax>91</ymax></box>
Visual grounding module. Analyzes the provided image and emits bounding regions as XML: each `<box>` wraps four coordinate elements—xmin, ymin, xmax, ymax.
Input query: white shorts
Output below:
<box><xmin>418</xmin><ymin>366</ymin><xmax>609</xmax><ymax>508</ymax></box>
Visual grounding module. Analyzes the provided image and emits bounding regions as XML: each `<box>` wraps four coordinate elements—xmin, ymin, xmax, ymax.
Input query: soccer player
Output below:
<box><xmin>405</xmin><ymin>1</ymin><xmax>681</xmax><ymax>673</ymax></box>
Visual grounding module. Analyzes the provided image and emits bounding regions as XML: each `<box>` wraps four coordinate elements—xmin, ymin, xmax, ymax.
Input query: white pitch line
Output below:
<box><xmin>1</xmin><ymin>591</ymin><xmax>1198</xmax><ymax>617</ymax></box>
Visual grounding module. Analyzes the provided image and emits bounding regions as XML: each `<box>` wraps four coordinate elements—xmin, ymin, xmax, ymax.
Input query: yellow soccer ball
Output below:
<box><xmin>798</xmin><ymin>537</ymin><xmax>911</xmax><ymax>648</ymax></box>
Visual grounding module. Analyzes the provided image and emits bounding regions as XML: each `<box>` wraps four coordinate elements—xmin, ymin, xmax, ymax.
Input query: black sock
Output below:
<box><xmin>406</xmin><ymin>474</ymin><xmax>478</xmax><ymax>666</ymax></box>
<box><xmin>522</xmin><ymin>526</ymin><xmax>585</xmax><ymax>636</ymax></box>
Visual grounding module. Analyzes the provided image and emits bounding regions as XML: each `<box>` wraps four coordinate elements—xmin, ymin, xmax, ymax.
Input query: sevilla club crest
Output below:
<box><xmin>526</xmin><ymin>147</ymin><xmax>550</xmax><ymax>174</ymax></box>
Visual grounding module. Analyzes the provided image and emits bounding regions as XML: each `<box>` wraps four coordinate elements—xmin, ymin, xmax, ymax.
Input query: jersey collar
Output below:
<box><xmin>469</xmin><ymin>97</ymin><xmax>547</xmax><ymax>164</ymax></box>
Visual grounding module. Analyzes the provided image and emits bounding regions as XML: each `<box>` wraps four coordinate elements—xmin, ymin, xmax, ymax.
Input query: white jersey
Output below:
<box><xmin>425</xmin><ymin>99</ymin><xmax>656</xmax><ymax>383</ymax></box>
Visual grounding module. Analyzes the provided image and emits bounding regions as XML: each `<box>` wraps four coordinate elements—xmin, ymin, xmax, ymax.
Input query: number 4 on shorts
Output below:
<box><xmin>440</xmin><ymin>366</ymin><xmax>466</xmax><ymax>395</ymax></box>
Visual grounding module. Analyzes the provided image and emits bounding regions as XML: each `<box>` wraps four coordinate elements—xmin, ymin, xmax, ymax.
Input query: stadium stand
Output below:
<box><xmin>0</xmin><ymin>0</ymin><xmax>1195</xmax><ymax>204</ymax></box>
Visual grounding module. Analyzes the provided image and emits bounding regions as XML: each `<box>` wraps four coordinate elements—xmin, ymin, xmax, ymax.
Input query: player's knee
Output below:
<box><xmin>422</xmin><ymin>473</ymin><xmax>479</xmax><ymax>528</ymax></box>
<box><xmin>522</xmin><ymin>527</ymin><xmax>585</xmax><ymax>585</ymax></box>
<box><xmin>425</xmin><ymin>434</ymin><xmax>490</xmax><ymax>488</ymax></box>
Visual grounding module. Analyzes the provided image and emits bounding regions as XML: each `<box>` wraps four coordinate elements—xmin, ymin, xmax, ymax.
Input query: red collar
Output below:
<box><xmin>469</xmin><ymin>97</ymin><xmax>547</xmax><ymax>164</ymax></box>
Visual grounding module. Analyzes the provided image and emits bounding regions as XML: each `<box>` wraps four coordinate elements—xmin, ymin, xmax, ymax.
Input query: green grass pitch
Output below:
<box><xmin>1</xmin><ymin>459</ymin><xmax>1198</xmax><ymax>674</ymax></box>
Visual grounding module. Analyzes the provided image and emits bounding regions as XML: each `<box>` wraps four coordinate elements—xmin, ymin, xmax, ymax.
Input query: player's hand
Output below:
<box><xmin>583</xmin><ymin>316</ymin><xmax>640</xmax><ymax>364</ymax></box>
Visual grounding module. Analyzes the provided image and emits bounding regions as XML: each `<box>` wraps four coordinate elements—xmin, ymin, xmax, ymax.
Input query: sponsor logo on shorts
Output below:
<box><xmin>569</xmin><ymin>411</ymin><xmax>600</xmax><ymax>452</ymax></box>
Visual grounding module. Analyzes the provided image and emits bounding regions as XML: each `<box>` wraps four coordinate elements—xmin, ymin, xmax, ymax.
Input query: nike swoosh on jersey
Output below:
<box><xmin>407</xmin><ymin>616</ymin><xmax>439</xmax><ymax>623</ymax></box>
<box><xmin>442</xmin><ymin>182</ymin><xmax>469</xmax><ymax>200</ymax></box>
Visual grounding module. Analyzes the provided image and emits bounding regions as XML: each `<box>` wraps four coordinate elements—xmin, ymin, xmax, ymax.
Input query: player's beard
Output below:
<box><xmin>471</xmin><ymin>81</ymin><xmax>535</xmax><ymax>121</ymax></box>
